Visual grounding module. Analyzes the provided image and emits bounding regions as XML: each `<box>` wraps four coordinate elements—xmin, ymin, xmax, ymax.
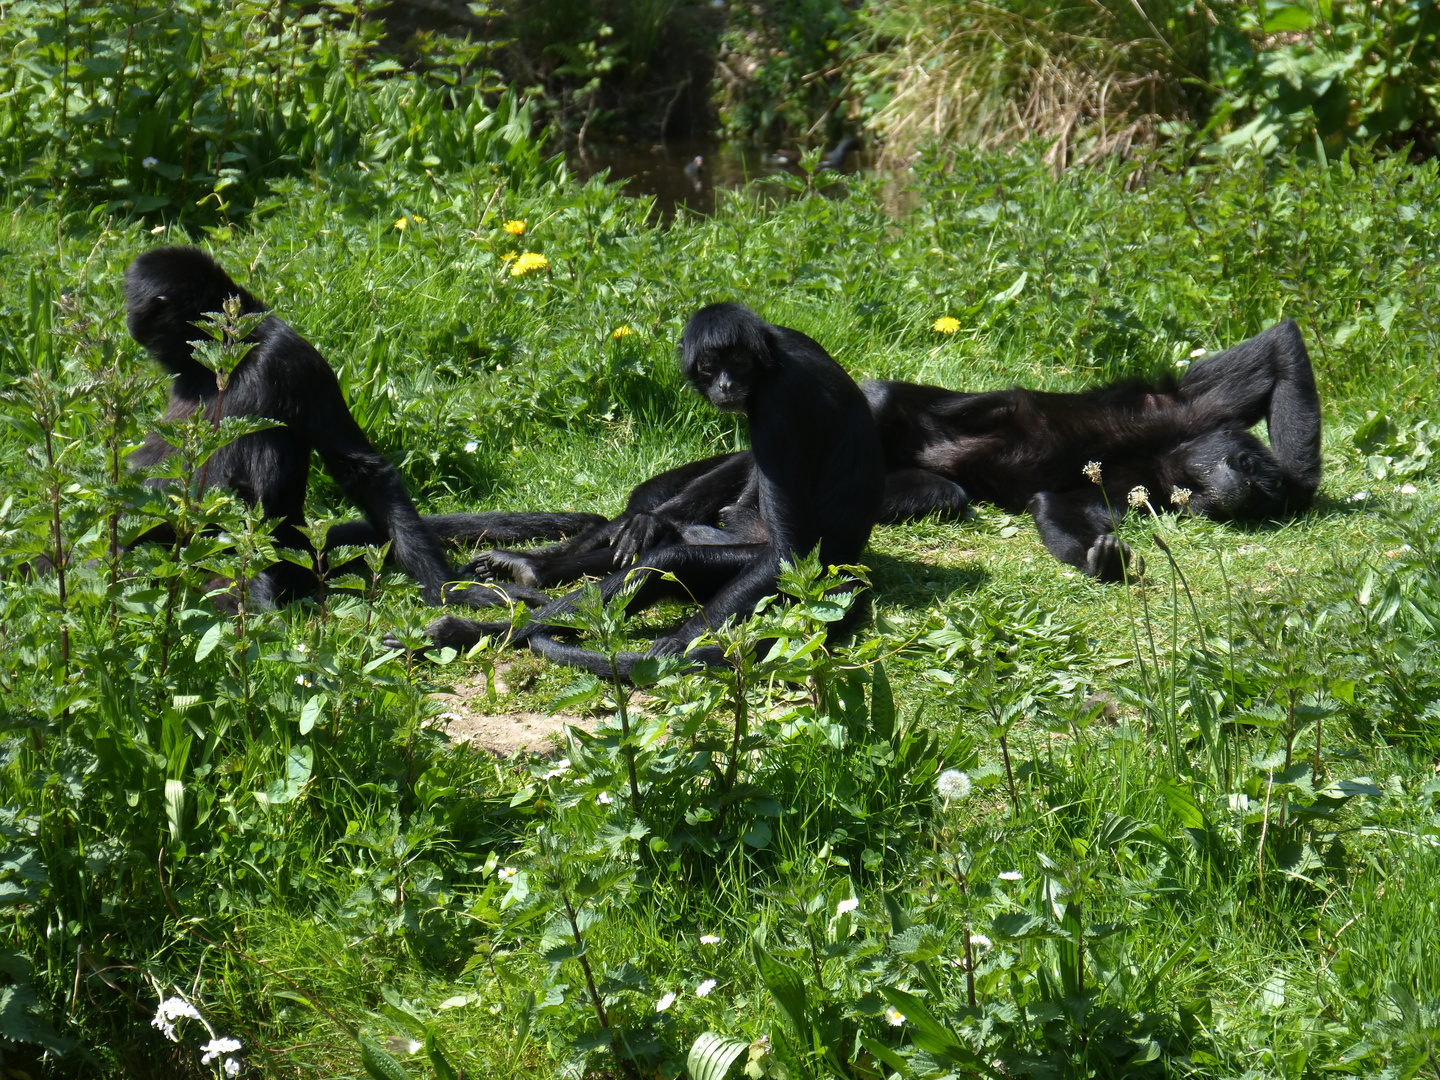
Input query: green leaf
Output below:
<box><xmin>687</xmin><ymin>1032</ymin><xmax>750</xmax><ymax>1080</ymax></box>
<box><xmin>360</xmin><ymin>1039</ymin><xmax>414</xmax><ymax>1080</ymax></box>
<box><xmin>164</xmin><ymin>778</ymin><xmax>186</xmax><ymax>841</ymax></box>
<box><xmin>1156</xmin><ymin>777</ymin><xmax>1205</xmax><ymax>829</ymax></box>
<box><xmin>1262</xmin><ymin>4</ymin><xmax>1314</xmax><ymax>31</ymax></box>
<box><xmin>752</xmin><ymin>944</ymin><xmax>808</xmax><ymax>1034</ymax></box>
<box><xmin>299</xmin><ymin>693</ymin><xmax>328</xmax><ymax>735</ymax></box>
<box><xmin>425</xmin><ymin>1028</ymin><xmax>459</xmax><ymax>1080</ymax></box>
<box><xmin>742</xmin><ymin>821</ymin><xmax>772</xmax><ymax>849</ymax></box>
<box><xmin>990</xmin><ymin>271</ymin><xmax>1028</xmax><ymax>305</ymax></box>
<box><xmin>195</xmin><ymin>621</ymin><xmax>224</xmax><ymax>661</ymax></box>
<box><xmin>871</xmin><ymin>661</ymin><xmax>895</xmax><ymax>740</ymax></box>
<box><xmin>877</xmin><ymin>987</ymin><xmax>969</xmax><ymax>1060</ymax></box>
<box><xmin>991</xmin><ymin>912</ymin><xmax>1062</xmax><ymax>940</ymax></box>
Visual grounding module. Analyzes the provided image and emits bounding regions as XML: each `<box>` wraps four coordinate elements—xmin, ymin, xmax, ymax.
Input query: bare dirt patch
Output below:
<box><xmin>430</xmin><ymin>667</ymin><xmax>596</xmax><ymax>757</ymax></box>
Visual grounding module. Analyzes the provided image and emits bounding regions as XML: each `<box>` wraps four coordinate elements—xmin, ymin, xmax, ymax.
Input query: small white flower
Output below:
<box><xmin>936</xmin><ymin>769</ymin><xmax>971</xmax><ymax>801</ymax></box>
<box><xmin>464</xmin><ymin>440</ymin><xmax>478</xmax><ymax>453</ymax></box>
<box><xmin>1189</xmin><ymin>347</ymin><xmax>1206</xmax><ymax>358</ymax></box>
<box><xmin>1349</xmin><ymin>491</ymin><xmax>1370</xmax><ymax>502</ymax></box>
<box><xmin>224</xmin><ymin>1060</ymin><xmax>240</xmax><ymax>1078</ymax></box>
<box><xmin>1400</xmin><ymin>483</ymin><xmax>1418</xmax><ymax>494</ymax></box>
<box><xmin>200</xmin><ymin>1037</ymin><xmax>243</xmax><ymax>1065</ymax></box>
<box><xmin>970</xmin><ymin>933</ymin><xmax>992</xmax><ymax>952</ymax></box>
<box><xmin>597</xmin><ymin>791</ymin><xmax>613</xmax><ymax>805</ymax></box>
<box><xmin>151</xmin><ymin>996</ymin><xmax>201</xmax><ymax>1041</ymax></box>
<box><xmin>543</xmin><ymin>758</ymin><xmax>571</xmax><ymax>779</ymax></box>
<box><xmin>884</xmin><ymin>1005</ymin><xmax>906</xmax><ymax>1026</ymax></box>
<box><xmin>699</xmin><ymin>934</ymin><xmax>721</xmax><ymax>945</ymax></box>
<box><xmin>656</xmin><ymin>992</ymin><xmax>677</xmax><ymax>1012</ymax></box>
<box><xmin>497</xmin><ymin>866</ymin><xmax>517</xmax><ymax>881</ymax></box>
<box><xmin>696</xmin><ymin>978</ymin><xmax>717</xmax><ymax>997</ymax></box>
<box><xmin>142</xmin><ymin>156</ymin><xmax>158</xmax><ymax>168</ymax></box>
<box><xmin>296</xmin><ymin>642</ymin><xmax>308</xmax><ymax>653</ymax></box>
<box><xmin>150</xmin><ymin>224</ymin><xmax>166</xmax><ymax>235</ymax></box>
<box><xmin>1174</xmin><ymin>358</ymin><xmax>1191</xmax><ymax>368</ymax></box>
<box><xmin>836</xmin><ymin>897</ymin><xmax>859</xmax><ymax>916</ymax></box>
<box><xmin>295</xmin><ymin>675</ymin><xmax>311</xmax><ymax>687</ymax></box>
<box><xmin>998</xmin><ymin>870</ymin><xmax>1022</xmax><ymax>881</ymax></box>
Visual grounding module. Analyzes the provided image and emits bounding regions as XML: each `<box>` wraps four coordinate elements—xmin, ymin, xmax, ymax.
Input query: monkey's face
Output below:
<box><xmin>1179</xmin><ymin>430</ymin><xmax>1286</xmax><ymax>520</ymax></box>
<box><xmin>687</xmin><ymin>348</ymin><xmax>755</xmax><ymax>413</ymax></box>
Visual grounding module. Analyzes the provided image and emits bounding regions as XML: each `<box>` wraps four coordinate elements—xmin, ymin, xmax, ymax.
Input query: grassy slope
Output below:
<box><xmin>2</xmin><ymin>146</ymin><xmax>1438</xmax><ymax>1077</ymax></box>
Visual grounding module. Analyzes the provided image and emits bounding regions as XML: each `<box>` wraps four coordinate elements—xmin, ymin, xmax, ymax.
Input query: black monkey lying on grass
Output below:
<box><xmin>419</xmin><ymin>302</ymin><xmax>886</xmax><ymax>675</ymax></box>
<box><xmin>866</xmin><ymin>318</ymin><xmax>1321</xmax><ymax>579</ymax></box>
<box><xmin>124</xmin><ymin>246</ymin><xmax>603</xmax><ymax>607</ymax></box>
<box><xmin>464</xmin><ymin>319</ymin><xmax>1320</xmax><ymax>585</ymax></box>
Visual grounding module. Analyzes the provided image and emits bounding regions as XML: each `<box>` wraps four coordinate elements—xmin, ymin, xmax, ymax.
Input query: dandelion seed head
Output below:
<box><xmin>932</xmin><ymin>316</ymin><xmax>961</xmax><ymax>334</ymax></box>
<box><xmin>696</xmin><ymin>978</ymin><xmax>717</xmax><ymax>997</ymax></box>
<box><xmin>1082</xmin><ymin>460</ymin><xmax>1102</xmax><ymax>484</ymax></box>
<box><xmin>884</xmin><ymin>1005</ymin><xmax>906</xmax><ymax>1026</ymax></box>
<box><xmin>937</xmin><ymin>769</ymin><xmax>971</xmax><ymax>801</ymax></box>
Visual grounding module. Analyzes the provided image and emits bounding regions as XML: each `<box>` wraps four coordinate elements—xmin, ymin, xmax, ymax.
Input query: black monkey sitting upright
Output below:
<box><xmin>124</xmin><ymin>246</ymin><xmax>602</xmax><ymax>607</ymax></box>
<box><xmin>866</xmin><ymin>318</ymin><xmax>1322</xmax><ymax>579</ymax></box>
<box><xmin>466</xmin><ymin>319</ymin><xmax>1320</xmax><ymax>586</ymax></box>
<box><xmin>423</xmin><ymin>302</ymin><xmax>886</xmax><ymax>675</ymax></box>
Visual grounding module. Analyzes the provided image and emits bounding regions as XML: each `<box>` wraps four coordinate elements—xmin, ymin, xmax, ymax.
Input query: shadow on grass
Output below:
<box><xmin>866</xmin><ymin>550</ymin><xmax>990</xmax><ymax>606</ymax></box>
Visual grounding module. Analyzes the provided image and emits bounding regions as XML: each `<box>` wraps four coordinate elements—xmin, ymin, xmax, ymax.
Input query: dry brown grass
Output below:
<box><xmin>861</xmin><ymin>0</ymin><xmax>1210</xmax><ymax>171</ymax></box>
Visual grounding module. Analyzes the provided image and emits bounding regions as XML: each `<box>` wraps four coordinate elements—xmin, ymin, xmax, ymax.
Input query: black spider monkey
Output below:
<box><xmin>465</xmin><ymin>319</ymin><xmax>1319</xmax><ymax>586</ymax></box>
<box><xmin>421</xmin><ymin>302</ymin><xmax>886</xmax><ymax>675</ymax></box>
<box><xmin>123</xmin><ymin>246</ymin><xmax>602</xmax><ymax>607</ymax></box>
<box><xmin>865</xmin><ymin>317</ymin><xmax>1321</xmax><ymax>579</ymax></box>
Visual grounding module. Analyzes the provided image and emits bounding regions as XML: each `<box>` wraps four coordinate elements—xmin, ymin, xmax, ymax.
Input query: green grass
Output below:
<box><xmin>2</xmin><ymin>146</ymin><xmax>1440</xmax><ymax>1079</ymax></box>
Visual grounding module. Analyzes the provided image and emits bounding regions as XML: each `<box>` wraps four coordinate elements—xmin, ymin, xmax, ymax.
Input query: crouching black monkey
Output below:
<box><xmin>867</xmin><ymin>318</ymin><xmax>1321</xmax><ymax>579</ymax></box>
<box><xmin>124</xmin><ymin>246</ymin><xmax>601</xmax><ymax>607</ymax></box>
<box><xmin>422</xmin><ymin>303</ymin><xmax>885</xmax><ymax>675</ymax></box>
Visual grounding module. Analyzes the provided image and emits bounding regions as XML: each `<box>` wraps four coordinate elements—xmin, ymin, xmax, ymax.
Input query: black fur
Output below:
<box><xmin>124</xmin><ymin>246</ymin><xmax>600</xmax><ymax>607</ymax></box>
<box><xmin>424</xmin><ymin>303</ymin><xmax>886</xmax><ymax>675</ymax></box>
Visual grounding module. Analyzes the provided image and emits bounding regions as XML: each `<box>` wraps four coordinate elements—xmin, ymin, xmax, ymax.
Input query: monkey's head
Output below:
<box><xmin>124</xmin><ymin>246</ymin><xmax>264</xmax><ymax>368</ymax></box>
<box><xmin>681</xmin><ymin>302</ymin><xmax>773</xmax><ymax>414</ymax></box>
<box><xmin>1173</xmin><ymin>429</ymin><xmax>1288</xmax><ymax>520</ymax></box>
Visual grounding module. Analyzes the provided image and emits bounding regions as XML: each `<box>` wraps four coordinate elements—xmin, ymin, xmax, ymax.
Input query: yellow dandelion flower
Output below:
<box><xmin>932</xmin><ymin>316</ymin><xmax>961</xmax><ymax>334</ymax></box>
<box><xmin>394</xmin><ymin>217</ymin><xmax>408</xmax><ymax>231</ymax></box>
<box><xmin>510</xmin><ymin>252</ymin><xmax>549</xmax><ymax>276</ymax></box>
<box><xmin>502</xmin><ymin>219</ymin><xmax>526</xmax><ymax>235</ymax></box>
<box><xmin>393</xmin><ymin>214</ymin><xmax>423</xmax><ymax>230</ymax></box>
<box><xmin>500</xmin><ymin>252</ymin><xmax>518</xmax><ymax>263</ymax></box>
<box><xmin>612</xmin><ymin>326</ymin><xmax>634</xmax><ymax>339</ymax></box>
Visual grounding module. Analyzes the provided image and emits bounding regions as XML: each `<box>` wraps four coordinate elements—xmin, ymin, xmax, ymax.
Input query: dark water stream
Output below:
<box><xmin>565</xmin><ymin>137</ymin><xmax>878</xmax><ymax>217</ymax></box>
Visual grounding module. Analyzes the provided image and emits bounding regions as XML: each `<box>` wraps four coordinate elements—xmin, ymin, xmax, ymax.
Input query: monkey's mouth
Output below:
<box><xmin>708</xmin><ymin>392</ymin><xmax>747</xmax><ymax>413</ymax></box>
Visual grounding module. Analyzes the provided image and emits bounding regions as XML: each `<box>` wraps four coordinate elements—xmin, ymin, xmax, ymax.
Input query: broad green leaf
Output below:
<box><xmin>687</xmin><ymin>1032</ymin><xmax>750</xmax><ymax>1080</ymax></box>
<box><xmin>195</xmin><ymin>621</ymin><xmax>224</xmax><ymax>661</ymax></box>
<box><xmin>752</xmin><ymin>944</ymin><xmax>807</xmax><ymax>1034</ymax></box>
<box><xmin>360</xmin><ymin>1039</ymin><xmax>414</xmax><ymax>1080</ymax></box>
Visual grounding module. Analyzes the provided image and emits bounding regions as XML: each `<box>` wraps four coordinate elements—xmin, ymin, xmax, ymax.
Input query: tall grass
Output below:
<box><xmin>858</xmin><ymin>0</ymin><xmax>1211</xmax><ymax>169</ymax></box>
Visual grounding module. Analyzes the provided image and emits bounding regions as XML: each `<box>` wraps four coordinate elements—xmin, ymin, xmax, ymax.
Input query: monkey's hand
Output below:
<box><xmin>611</xmin><ymin>512</ymin><xmax>679</xmax><ymax>566</ymax></box>
<box><xmin>1085</xmin><ymin>534</ymin><xmax>1144</xmax><ymax>583</ymax></box>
